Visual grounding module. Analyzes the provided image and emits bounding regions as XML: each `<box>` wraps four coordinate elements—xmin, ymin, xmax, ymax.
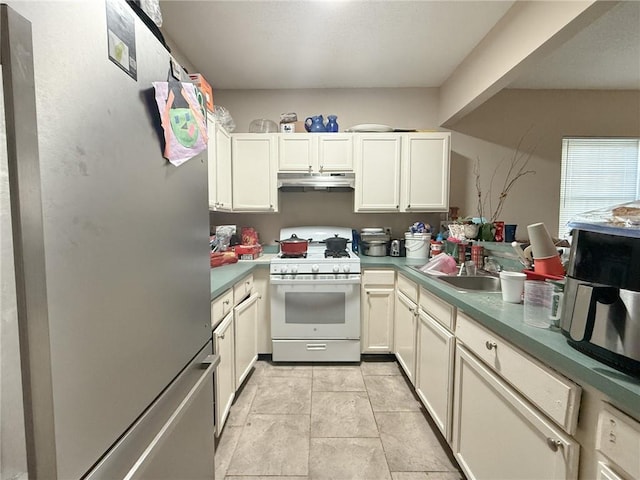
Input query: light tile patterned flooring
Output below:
<box><xmin>215</xmin><ymin>358</ymin><xmax>465</xmax><ymax>480</ymax></box>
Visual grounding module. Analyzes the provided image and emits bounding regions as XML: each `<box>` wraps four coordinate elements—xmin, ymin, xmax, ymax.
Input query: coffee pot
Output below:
<box><xmin>304</xmin><ymin>115</ymin><xmax>326</xmax><ymax>132</ymax></box>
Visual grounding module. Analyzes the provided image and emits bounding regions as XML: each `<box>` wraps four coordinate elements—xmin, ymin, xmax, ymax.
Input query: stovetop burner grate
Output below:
<box><xmin>324</xmin><ymin>249</ymin><xmax>350</xmax><ymax>258</ymax></box>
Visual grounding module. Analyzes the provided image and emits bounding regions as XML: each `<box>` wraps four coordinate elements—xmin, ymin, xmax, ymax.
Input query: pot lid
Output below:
<box><xmin>324</xmin><ymin>234</ymin><xmax>350</xmax><ymax>241</ymax></box>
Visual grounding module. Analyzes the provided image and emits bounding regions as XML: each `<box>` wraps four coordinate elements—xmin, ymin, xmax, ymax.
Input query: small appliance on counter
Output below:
<box><xmin>359</xmin><ymin>228</ymin><xmax>390</xmax><ymax>256</ymax></box>
<box><xmin>390</xmin><ymin>238</ymin><xmax>406</xmax><ymax>257</ymax></box>
<box><xmin>560</xmin><ymin>206</ymin><xmax>640</xmax><ymax>376</ymax></box>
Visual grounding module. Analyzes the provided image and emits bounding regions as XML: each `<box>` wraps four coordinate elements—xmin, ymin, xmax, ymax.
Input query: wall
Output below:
<box><xmin>210</xmin><ymin>87</ymin><xmax>640</xmax><ymax>243</ymax></box>
<box><xmin>211</xmin><ymin>88</ymin><xmax>444</xmax><ymax>243</ymax></box>
<box><xmin>438</xmin><ymin>0</ymin><xmax>613</xmax><ymax>126</ymax></box>
<box><xmin>449</xmin><ymin>88</ymin><xmax>640</xmax><ymax>238</ymax></box>
<box><xmin>213</xmin><ymin>87</ymin><xmax>440</xmax><ymax>134</ymax></box>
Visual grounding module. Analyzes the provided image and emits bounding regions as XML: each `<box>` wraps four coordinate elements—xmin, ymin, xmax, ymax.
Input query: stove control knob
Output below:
<box><xmin>312</xmin><ymin>264</ymin><xmax>319</xmax><ymax>273</ymax></box>
<box><xmin>333</xmin><ymin>265</ymin><xmax>340</xmax><ymax>273</ymax></box>
<box><xmin>291</xmin><ymin>265</ymin><xmax>298</xmax><ymax>274</ymax></box>
<box><xmin>343</xmin><ymin>265</ymin><xmax>351</xmax><ymax>273</ymax></box>
<box><xmin>281</xmin><ymin>265</ymin><xmax>289</xmax><ymax>274</ymax></box>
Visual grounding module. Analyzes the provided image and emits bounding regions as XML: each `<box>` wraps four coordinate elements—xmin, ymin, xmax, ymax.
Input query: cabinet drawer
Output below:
<box><xmin>233</xmin><ymin>274</ymin><xmax>254</xmax><ymax>305</ymax></box>
<box><xmin>456</xmin><ymin>312</ymin><xmax>581</xmax><ymax>434</ymax></box>
<box><xmin>362</xmin><ymin>269</ymin><xmax>395</xmax><ymax>286</ymax></box>
<box><xmin>211</xmin><ymin>289</ymin><xmax>233</xmax><ymax>329</ymax></box>
<box><xmin>596</xmin><ymin>403</ymin><xmax>640</xmax><ymax>480</ymax></box>
<box><xmin>397</xmin><ymin>273</ymin><xmax>418</xmax><ymax>303</ymax></box>
<box><xmin>419</xmin><ymin>286</ymin><xmax>455</xmax><ymax>331</ymax></box>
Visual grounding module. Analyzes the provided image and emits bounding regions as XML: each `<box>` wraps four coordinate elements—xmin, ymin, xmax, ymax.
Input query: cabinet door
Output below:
<box><xmin>278</xmin><ymin>135</ymin><xmax>314</xmax><ymax>172</ymax></box>
<box><xmin>253</xmin><ymin>268</ymin><xmax>271</xmax><ymax>354</ymax></box>
<box><xmin>452</xmin><ymin>345</ymin><xmax>580</xmax><ymax>480</ymax></box>
<box><xmin>231</xmin><ymin>135</ymin><xmax>278</xmax><ymax>212</ymax></box>
<box><xmin>214</xmin><ymin>312</ymin><xmax>235</xmax><ymax>437</ymax></box>
<box><xmin>362</xmin><ymin>287</ymin><xmax>395</xmax><ymax>353</ymax></box>
<box><xmin>401</xmin><ymin>133</ymin><xmax>450</xmax><ymax>212</ymax></box>
<box><xmin>234</xmin><ymin>292</ymin><xmax>259</xmax><ymax>389</ymax></box>
<box><xmin>416</xmin><ymin>311</ymin><xmax>454</xmax><ymax>442</ymax></box>
<box><xmin>317</xmin><ymin>134</ymin><xmax>353</xmax><ymax>172</ymax></box>
<box><xmin>394</xmin><ymin>290</ymin><xmax>418</xmax><ymax>385</ymax></box>
<box><xmin>354</xmin><ymin>134</ymin><xmax>402</xmax><ymax>212</ymax></box>
<box><xmin>207</xmin><ymin>117</ymin><xmax>217</xmax><ymax>209</ymax></box>
<box><xmin>214</xmin><ymin>123</ymin><xmax>232</xmax><ymax>211</ymax></box>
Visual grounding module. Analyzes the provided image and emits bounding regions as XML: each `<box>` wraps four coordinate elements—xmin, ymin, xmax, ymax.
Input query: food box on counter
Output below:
<box><xmin>210</xmin><ymin>251</ymin><xmax>237</xmax><ymax>268</ymax></box>
<box><xmin>233</xmin><ymin>244</ymin><xmax>263</xmax><ymax>260</ymax></box>
<box><xmin>188</xmin><ymin>73</ymin><xmax>214</xmax><ymax>113</ymax></box>
<box><xmin>280</xmin><ymin>121</ymin><xmax>305</xmax><ymax>133</ymax></box>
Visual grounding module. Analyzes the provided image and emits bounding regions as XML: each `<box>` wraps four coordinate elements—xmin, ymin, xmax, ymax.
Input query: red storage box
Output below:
<box><xmin>233</xmin><ymin>244</ymin><xmax>263</xmax><ymax>260</ymax></box>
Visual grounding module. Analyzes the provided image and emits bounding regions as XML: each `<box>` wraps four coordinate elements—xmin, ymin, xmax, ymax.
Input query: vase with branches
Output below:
<box><xmin>474</xmin><ymin>133</ymin><xmax>537</xmax><ymax>240</ymax></box>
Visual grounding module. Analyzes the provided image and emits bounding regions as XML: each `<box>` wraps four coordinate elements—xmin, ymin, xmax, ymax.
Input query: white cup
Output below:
<box><xmin>500</xmin><ymin>271</ymin><xmax>527</xmax><ymax>303</ymax></box>
<box><xmin>527</xmin><ymin>222</ymin><xmax>558</xmax><ymax>259</ymax></box>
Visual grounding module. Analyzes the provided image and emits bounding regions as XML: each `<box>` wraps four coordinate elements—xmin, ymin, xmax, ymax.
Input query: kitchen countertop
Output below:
<box><xmin>211</xmin><ymin>252</ymin><xmax>640</xmax><ymax>419</ymax></box>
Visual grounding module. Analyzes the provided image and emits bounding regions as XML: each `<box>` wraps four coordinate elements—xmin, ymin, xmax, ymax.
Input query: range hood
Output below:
<box><xmin>277</xmin><ymin>172</ymin><xmax>355</xmax><ymax>191</ymax></box>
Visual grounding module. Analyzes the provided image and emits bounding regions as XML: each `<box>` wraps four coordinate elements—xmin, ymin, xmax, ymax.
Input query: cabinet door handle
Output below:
<box><xmin>223</xmin><ymin>300</ymin><xmax>230</xmax><ymax>305</ymax></box>
<box><xmin>319</xmin><ymin>165</ymin><xmax>324</xmax><ymax>173</ymax></box>
<box><xmin>485</xmin><ymin>341</ymin><xmax>497</xmax><ymax>350</ymax></box>
<box><xmin>546</xmin><ymin>438</ymin><xmax>563</xmax><ymax>452</ymax></box>
<box><xmin>308</xmin><ymin>165</ymin><xmax>312</xmax><ymax>172</ymax></box>
<box><xmin>396</xmin><ymin>205</ymin><xmax>399</xmax><ymax>209</ymax></box>
<box><xmin>245</xmin><ymin>280</ymin><xmax>251</xmax><ymax>285</ymax></box>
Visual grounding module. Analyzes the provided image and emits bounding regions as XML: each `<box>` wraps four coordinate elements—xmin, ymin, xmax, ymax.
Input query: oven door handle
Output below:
<box><xmin>270</xmin><ymin>276</ymin><xmax>361</xmax><ymax>285</ymax></box>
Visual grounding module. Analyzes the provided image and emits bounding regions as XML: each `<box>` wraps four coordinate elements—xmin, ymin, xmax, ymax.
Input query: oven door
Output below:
<box><xmin>270</xmin><ymin>275</ymin><xmax>361</xmax><ymax>339</ymax></box>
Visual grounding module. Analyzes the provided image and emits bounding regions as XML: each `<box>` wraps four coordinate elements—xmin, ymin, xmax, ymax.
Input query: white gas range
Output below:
<box><xmin>270</xmin><ymin>227</ymin><xmax>361</xmax><ymax>362</ymax></box>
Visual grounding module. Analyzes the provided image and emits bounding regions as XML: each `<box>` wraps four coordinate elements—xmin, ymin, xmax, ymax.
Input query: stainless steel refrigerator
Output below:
<box><xmin>0</xmin><ymin>2</ymin><xmax>216</xmax><ymax>478</ymax></box>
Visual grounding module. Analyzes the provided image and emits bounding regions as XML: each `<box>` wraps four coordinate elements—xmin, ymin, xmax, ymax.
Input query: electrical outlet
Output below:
<box><xmin>384</xmin><ymin>226</ymin><xmax>392</xmax><ymax>236</ymax></box>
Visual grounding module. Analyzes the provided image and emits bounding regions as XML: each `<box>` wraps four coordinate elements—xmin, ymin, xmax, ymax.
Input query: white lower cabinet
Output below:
<box><xmin>597</xmin><ymin>463</ymin><xmax>626</xmax><ymax>480</ymax></box>
<box><xmin>595</xmin><ymin>403</ymin><xmax>640</xmax><ymax>480</ymax></box>
<box><xmin>394</xmin><ymin>290</ymin><xmax>418</xmax><ymax>385</ymax></box>
<box><xmin>361</xmin><ymin>269</ymin><xmax>395</xmax><ymax>353</ymax></box>
<box><xmin>234</xmin><ymin>291</ymin><xmax>259</xmax><ymax>388</ymax></box>
<box><xmin>253</xmin><ymin>268</ymin><xmax>271</xmax><ymax>354</ymax></box>
<box><xmin>213</xmin><ymin>312</ymin><xmax>235</xmax><ymax>437</ymax></box>
<box><xmin>452</xmin><ymin>345</ymin><xmax>580</xmax><ymax>480</ymax></box>
<box><xmin>416</xmin><ymin>310</ymin><xmax>454</xmax><ymax>442</ymax></box>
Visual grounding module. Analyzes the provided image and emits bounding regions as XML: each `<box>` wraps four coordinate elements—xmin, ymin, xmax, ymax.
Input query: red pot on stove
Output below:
<box><xmin>275</xmin><ymin>233</ymin><xmax>310</xmax><ymax>255</ymax></box>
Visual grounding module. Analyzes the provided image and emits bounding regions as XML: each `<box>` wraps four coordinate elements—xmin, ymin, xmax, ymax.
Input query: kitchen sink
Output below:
<box><xmin>437</xmin><ymin>275</ymin><xmax>501</xmax><ymax>292</ymax></box>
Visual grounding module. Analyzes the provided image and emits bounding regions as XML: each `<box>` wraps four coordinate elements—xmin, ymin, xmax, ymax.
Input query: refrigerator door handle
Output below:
<box><xmin>123</xmin><ymin>353</ymin><xmax>220</xmax><ymax>480</ymax></box>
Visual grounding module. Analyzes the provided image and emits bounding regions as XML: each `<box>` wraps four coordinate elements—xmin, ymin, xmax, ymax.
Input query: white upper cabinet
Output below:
<box><xmin>208</xmin><ymin>119</ymin><xmax>232</xmax><ymax>212</ymax></box>
<box><xmin>278</xmin><ymin>134</ymin><xmax>353</xmax><ymax>173</ymax></box>
<box><xmin>354</xmin><ymin>134</ymin><xmax>402</xmax><ymax>212</ymax></box>
<box><xmin>400</xmin><ymin>132</ymin><xmax>450</xmax><ymax>212</ymax></box>
<box><xmin>353</xmin><ymin>132</ymin><xmax>450</xmax><ymax>213</ymax></box>
<box><xmin>231</xmin><ymin>134</ymin><xmax>278</xmax><ymax>212</ymax></box>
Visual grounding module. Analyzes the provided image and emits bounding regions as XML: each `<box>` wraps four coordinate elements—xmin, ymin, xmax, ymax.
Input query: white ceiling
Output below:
<box><xmin>160</xmin><ymin>0</ymin><xmax>640</xmax><ymax>91</ymax></box>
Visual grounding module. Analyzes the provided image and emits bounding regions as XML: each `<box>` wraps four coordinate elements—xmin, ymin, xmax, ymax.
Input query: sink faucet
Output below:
<box><xmin>483</xmin><ymin>256</ymin><xmax>502</xmax><ymax>273</ymax></box>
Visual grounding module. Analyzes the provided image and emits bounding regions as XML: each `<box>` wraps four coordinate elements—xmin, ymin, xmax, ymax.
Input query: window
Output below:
<box><xmin>559</xmin><ymin>137</ymin><xmax>640</xmax><ymax>237</ymax></box>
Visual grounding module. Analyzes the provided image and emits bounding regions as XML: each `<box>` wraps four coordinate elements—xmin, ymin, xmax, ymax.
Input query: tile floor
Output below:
<box><xmin>215</xmin><ymin>358</ymin><xmax>465</xmax><ymax>480</ymax></box>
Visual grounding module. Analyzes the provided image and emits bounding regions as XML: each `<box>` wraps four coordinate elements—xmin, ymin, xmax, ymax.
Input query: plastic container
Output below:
<box><xmin>405</xmin><ymin>232</ymin><xmax>430</xmax><ymax>260</ymax></box>
<box><xmin>523</xmin><ymin>281</ymin><xmax>555</xmax><ymax>328</ymax></box>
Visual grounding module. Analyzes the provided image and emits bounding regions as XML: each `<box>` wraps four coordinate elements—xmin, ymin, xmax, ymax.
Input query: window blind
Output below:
<box><xmin>559</xmin><ymin>137</ymin><xmax>640</xmax><ymax>237</ymax></box>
